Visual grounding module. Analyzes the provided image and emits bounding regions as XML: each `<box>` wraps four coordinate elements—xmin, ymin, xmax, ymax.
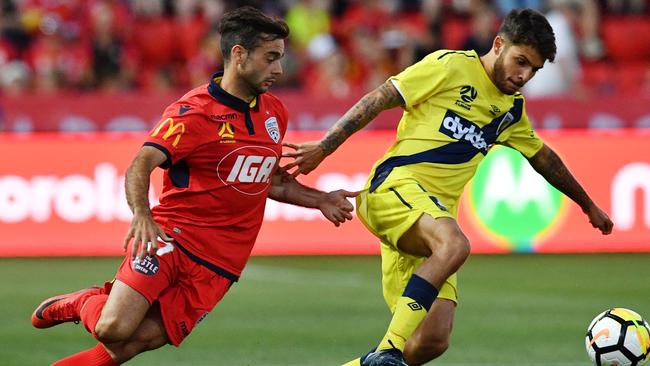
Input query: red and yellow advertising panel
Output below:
<box><xmin>2</xmin><ymin>93</ymin><xmax>649</xmax><ymax>131</ymax></box>
<box><xmin>0</xmin><ymin>130</ymin><xmax>648</xmax><ymax>256</ymax></box>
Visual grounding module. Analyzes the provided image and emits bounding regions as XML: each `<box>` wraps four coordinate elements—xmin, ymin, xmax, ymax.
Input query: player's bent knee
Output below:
<box><xmin>452</xmin><ymin>236</ymin><xmax>471</xmax><ymax>262</ymax></box>
<box><xmin>95</xmin><ymin>316</ymin><xmax>136</xmax><ymax>343</ymax></box>
<box><xmin>438</xmin><ymin>235</ymin><xmax>470</xmax><ymax>270</ymax></box>
<box><xmin>109</xmin><ymin>320</ymin><xmax>169</xmax><ymax>363</ymax></box>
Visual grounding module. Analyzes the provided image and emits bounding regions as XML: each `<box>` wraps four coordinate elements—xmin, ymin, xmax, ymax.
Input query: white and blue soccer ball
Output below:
<box><xmin>586</xmin><ymin>308</ymin><xmax>650</xmax><ymax>366</ymax></box>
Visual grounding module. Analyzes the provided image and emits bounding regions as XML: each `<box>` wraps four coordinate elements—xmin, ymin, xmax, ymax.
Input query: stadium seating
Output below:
<box><xmin>601</xmin><ymin>16</ymin><xmax>650</xmax><ymax>62</ymax></box>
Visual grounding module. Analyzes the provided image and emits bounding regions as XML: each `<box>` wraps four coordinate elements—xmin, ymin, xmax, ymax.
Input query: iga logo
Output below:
<box><xmin>217</xmin><ymin>146</ymin><xmax>278</xmax><ymax>195</ymax></box>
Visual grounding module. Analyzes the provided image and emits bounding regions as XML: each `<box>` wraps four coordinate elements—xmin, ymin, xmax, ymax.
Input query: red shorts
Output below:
<box><xmin>115</xmin><ymin>240</ymin><xmax>233</xmax><ymax>346</ymax></box>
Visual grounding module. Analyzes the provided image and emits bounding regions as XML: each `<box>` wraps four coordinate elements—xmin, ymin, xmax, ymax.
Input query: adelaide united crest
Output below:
<box><xmin>264</xmin><ymin>117</ymin><xmax>280</xmax><ymax>143</ymax></box>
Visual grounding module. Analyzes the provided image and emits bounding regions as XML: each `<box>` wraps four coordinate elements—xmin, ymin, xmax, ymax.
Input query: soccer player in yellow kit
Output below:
<box><xmin>284</xmin><ymin>8</ymin><xmax>613</xmax><ymax>366</ymax></box>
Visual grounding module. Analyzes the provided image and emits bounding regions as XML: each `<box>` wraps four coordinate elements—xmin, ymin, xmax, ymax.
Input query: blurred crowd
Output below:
<box><xmin>0</xmin><ymin>0</ymin><xmax>648</xmax><ymax>98</ymax></box>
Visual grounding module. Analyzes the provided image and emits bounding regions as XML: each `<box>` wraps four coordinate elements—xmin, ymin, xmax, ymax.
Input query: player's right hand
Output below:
<box><xmin>584</xmin><ymin>205</ymin><xmax>614</xmax><ymax>235</ymax></box>
<box><xmin>123</xmin><ymin>213</ymin><xmax>174</xmax><ymax>261</ymax></box>
<box><xmin>281</xmin><ymin>141</ymin><xmax>327</xmax><ymax>177</ymax></box>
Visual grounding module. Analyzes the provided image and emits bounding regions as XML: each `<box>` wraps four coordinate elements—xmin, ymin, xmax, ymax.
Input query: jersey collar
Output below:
<box><xmin>207</xmin><ymin>71</ymin><xmax>257</xmax><ymax>135</ymax></box>
<box><xmin>207</xmin><ymin>71</ymin><xmax>258</xmax><ymax>113</ymax></box>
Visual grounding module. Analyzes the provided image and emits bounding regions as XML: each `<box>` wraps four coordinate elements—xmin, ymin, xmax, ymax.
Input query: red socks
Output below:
<box><xmin>52</xmin><ymin>287</ymin><xmax>117</xmax><ymax>365</ymax></box>
<box><xmin>79</xmin><ymin>294</ymin><xmax>108</xmax><ymax>339</ymax></box>
<box><xmin>51</xmin><ymin>343</ymin><xmax>118</xmax><ymax>366</ymax></box>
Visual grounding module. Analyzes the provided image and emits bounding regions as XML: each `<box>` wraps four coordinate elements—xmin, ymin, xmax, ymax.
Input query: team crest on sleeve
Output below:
<box><xmin>264</xmin><ymin>117</ymin><xmax>280</xmax><ymax>143</ymax></box>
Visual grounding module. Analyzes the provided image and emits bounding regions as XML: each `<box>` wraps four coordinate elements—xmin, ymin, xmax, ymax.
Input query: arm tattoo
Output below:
<box><xmin>321</xmin><ymin>81</ymin><xmax>404</xmax><ymax>154</ymax></box>
<box><xmin>529</xmin><ymin>146</ymin><xmax>594</xmax><ymax>211</ymax></box>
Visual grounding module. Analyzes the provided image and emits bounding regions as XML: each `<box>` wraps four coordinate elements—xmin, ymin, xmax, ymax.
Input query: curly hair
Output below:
<box><xmin>218</xmin><ymin>6</ymin><xmax>290</xmax><ymax>62</ymax></box>
<box><xmin>498</xmin><ymin>8</ymin><xmax>557</xmax><ymax>62</ymax></box>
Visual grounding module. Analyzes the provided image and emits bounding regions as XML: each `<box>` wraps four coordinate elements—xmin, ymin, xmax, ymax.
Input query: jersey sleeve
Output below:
<box><xmin>500</xmin><ymin>106</ymin><xmax>544</xmax><ymax>158</ymax></box>
<box><xmin>389</xmin><ymin>53</ymin><xmax>449</xmax><ymax>109</ymax></box>
<box><xmin>145</xmin><ymin>104</ymin><xmax>202</xmax><ymax>168</ymax></box>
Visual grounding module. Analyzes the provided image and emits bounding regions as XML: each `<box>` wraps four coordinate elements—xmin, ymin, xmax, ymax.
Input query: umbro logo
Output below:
<box><xmin>407</xmin><ymin>301</ymin><xmax>423</xmax><ymax>311</ymax></box>
<box><xmin>455</xmin><ymin>85</ymin><xmax>478</xmax><ymax>110</ymax></box>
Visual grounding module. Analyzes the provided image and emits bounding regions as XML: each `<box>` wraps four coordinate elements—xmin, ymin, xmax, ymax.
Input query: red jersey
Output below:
<box><xmin>145</xmin><ymin>73</ymin><xmax>288</xmax><ymax>280</ymax></box>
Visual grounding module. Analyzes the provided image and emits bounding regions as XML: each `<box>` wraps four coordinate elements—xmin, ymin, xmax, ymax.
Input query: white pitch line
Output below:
<box><xmin>241</xmin><ymin>263</ymin><xmax>368</xmax><ymax>288</ymax></box>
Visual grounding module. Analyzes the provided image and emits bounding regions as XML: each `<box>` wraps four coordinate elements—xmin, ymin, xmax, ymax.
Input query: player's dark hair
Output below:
<box><xmin>218</xmin><ymin>6</ymin><xmax>289</xmax><ymax>62</ymax></box>
<box><xmin>498</xmin><ymin>8</ymin><xmax>556</xmax><ymax>62</ymax></box>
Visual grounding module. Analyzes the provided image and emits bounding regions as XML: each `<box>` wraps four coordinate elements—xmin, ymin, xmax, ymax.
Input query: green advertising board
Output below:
<box><xmin>468</xmin><ymin>146</ymin><xmax>566</xmax><ymax>252</ymax></box>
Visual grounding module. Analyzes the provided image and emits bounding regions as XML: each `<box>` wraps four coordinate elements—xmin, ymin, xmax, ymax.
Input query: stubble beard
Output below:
<box><xmin>493</xmin><ymin>54</ymin><xmax>510</xmax><ymax>95</ymax></box>
<box><xmin>241</xmin><ymin>65</ymin><xmax>267</xmax><ymax>96</ymax></box>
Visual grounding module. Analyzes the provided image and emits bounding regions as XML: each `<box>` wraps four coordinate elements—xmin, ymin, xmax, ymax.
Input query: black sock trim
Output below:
<box><xmin>402</xmin><ymin>274</ymin><xmax>438</xmax><ymax>311</ymax></box>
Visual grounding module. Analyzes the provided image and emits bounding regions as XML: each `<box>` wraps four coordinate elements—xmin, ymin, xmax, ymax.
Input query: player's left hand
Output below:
<box><xmin>318</xmin><ymin>190</ymin><xmax>359</xmax><ymax>227</ymax></box>
<box><xmin>584</xmin><ymin>204</ymin><xmax>614</xmax><ymax>235</ymax></box>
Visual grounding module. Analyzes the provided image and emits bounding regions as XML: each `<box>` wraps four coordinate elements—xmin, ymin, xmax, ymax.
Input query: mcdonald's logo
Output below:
<box><xmin>151</xmin><ymin>118</ymin><xmax>185</xmax><ymax>147</ymax></box>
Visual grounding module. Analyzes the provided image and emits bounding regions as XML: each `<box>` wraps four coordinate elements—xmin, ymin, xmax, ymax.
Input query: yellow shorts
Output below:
<box><xmin>356</xmin><ymin>180</ymin><xmax>458</xmax><ymax>311</ymax></box>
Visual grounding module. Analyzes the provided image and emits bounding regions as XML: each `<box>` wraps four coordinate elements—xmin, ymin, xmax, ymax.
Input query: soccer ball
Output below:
<box><xmin>586</xmin><ymin>308</ymin><xmax>650</xmax><ymax>366</ymax></box>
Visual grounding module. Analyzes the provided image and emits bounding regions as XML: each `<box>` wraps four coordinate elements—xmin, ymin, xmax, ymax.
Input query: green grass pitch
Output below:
<box><xmin>2</xmin><ymin>253</ymin><xmax>649</xmax><ymax>365</ymax></box>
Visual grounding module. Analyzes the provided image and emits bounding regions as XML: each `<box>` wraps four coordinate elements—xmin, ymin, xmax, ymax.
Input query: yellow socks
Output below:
<box><xmin>376</xmin><ymin>274</ymin><xmax>438</xmax><ymax>351</ymax></box>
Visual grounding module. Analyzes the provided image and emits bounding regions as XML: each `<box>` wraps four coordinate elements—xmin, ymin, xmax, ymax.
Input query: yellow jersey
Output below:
<box><xmin>365</xmin><ymin>49</ymin><xmax>544</xmax><ymax>217</ymax></box>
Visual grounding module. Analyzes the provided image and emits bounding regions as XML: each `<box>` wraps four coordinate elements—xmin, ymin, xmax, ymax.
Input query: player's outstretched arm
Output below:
<box><xmin>282</xmin><ymin>80</ymin><xmax>405</xmax><ymax>176</ymax></box>
<box><xmin>268</xmin><ymin>169</ymin><xmax>358</xmax><ymax>227</ymax></box>
<box><xmin>526</xmin><ymin>144</ymin><xmax>613</xmax><ymax>235</ymax></box>
<box><xmin>124</xmin><ymin>146</ymin><xmax>174</xmax><ymax>260</ymax></box>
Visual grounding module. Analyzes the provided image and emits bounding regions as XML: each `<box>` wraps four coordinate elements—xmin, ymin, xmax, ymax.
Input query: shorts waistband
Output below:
<box><xmin>173</xmin><ymin>239</ymin><xmax>240</xmax><ymax>282</ymax></box>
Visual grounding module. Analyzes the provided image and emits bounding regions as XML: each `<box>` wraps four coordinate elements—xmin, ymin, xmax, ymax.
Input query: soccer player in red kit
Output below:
<box><xmin>30</xmin><ymin>7</ymin><xmax>357</xmax><ymax>365</ymax></box>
